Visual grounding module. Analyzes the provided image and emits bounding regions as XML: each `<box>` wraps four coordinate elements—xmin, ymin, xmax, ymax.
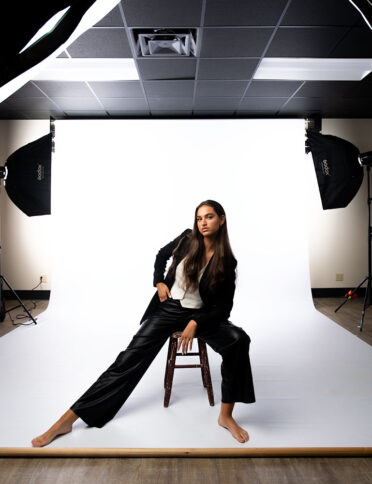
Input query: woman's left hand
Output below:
<box><xmin>178</xmin><ymin>320</ymin><xmax>198</xmax><ymax>355</ymax></box>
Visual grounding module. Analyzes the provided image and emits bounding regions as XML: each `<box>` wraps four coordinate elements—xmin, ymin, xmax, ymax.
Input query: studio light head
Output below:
<box><xmin>305</xmin><ymin>129</ymin><xmax>364</xmax><ymax>210</ymax></box>
<box><xmin>0</xmin><ymin>133</ymin><xmax>52</xmax><ymax>216</ymax></box>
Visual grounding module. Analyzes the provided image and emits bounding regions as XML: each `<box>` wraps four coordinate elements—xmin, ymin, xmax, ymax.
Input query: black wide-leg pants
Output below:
<box><xmin>70</xmin><ymin>298</ymin><xmax>255</xmax><ymax>428</ymax></box>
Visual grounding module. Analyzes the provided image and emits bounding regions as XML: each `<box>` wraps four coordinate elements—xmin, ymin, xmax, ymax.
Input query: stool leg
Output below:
<box><xmin>198</xmin><ymin>339</ymin><xmax>207</xmax><ymax>387</ymax></box>
<box><xmin>198</xmin><ymin>339</ymin><xmax>215</xmax><ymax>406</ymax></box>
<box><xmin>164</xmin><ymin>337</ymin><xmax>172</xmax><ymax>388</ymax></box>
<box><xmin>164</xmin><ymin>336</ymin><xmax>177</xmax><ymax>407</ymax></box>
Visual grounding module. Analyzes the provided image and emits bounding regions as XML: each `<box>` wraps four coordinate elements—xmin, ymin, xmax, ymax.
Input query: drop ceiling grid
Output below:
<box><xmin>0</xmin><ymin>0</ymin><xmax>371</xmax><ymax>119</ymax></box>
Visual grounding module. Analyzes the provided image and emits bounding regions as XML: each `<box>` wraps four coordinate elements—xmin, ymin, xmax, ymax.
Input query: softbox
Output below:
<box><xmin>306</xmin><ymin>130</ymin><xmax>363</xmax><ymax>210</ymax></box>
<box><xmin>4</xmin><ymin>133</ymin><xmax>52</xmax><ymax>216</ymax></box>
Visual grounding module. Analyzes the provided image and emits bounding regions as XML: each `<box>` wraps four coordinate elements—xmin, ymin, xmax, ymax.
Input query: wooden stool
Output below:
<box><xmin>163</xmin><ymin>331</ymin><xmax>214</xmax><ymax>407</ymax></box>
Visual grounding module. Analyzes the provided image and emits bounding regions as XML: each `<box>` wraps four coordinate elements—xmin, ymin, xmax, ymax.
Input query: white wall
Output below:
<box><xmin>0</xmin><ymin>117</ymin><xmax>371</xmax><ymax>291</ymax></box>
<box><xmin>0</xmin><ymin>120</ymin><xmax>51</xmax><ymax>291</ymax></box>
<box><xmin>305</xmin><ymin>119</ymin><xmax>372</xmax><ymax>288</ymax></box>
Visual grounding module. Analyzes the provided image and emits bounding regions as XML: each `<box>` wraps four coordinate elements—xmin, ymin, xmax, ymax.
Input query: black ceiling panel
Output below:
<box><xmin>239</xmin><ymin>97</ymin><xmax>287</xmax><ymax>110</ymax></box>
<box><xmin>244</xmin><ymin>80</ymin><xmax>302</xmax><ymax>97</ymax></box>
<box><xmin>51</xmin><ymin>97</ymin><xmax>103</xmax><ymax>110</ymax></box>
<box><xmin>122</xmin><ymin>0</ymin><xmax>203</xmax><ymax>27</ymax></box>
<box><xmin>196</xmin><ymin>80</ymin><xmax>247</xmax><ymax>97</ymax></box>
<box><xmin>147</xmin><ymin>97</ymin><xmax>194</xmax><ymax>110</ymax></box>
<box><xmin>296</xmin><ymin>81</ymin><xmax>358</xmax><ymax>98</ymax></box>
<box><xmin>94</xmin><ymin>6</ymin><xmax>124</xmax><ymax>27</ymax></box>
<box><xmin>281</xmin><ymin>0</ymin><xmax>363</xmax><ymax>26</ymax></box>
<box><xmin>329</xmin><ymin>27</ymin><xmax>372</xmax><ymax>58</ymax></box>
<box><xmin>137</xmin><ymin>59</ymin><xmax>197</xmax><ymax>80</ymax></box>
<box><xmin>266</xmin><ymin>27</ymin><xmax>349</xmax><ymax>57</ymax></box>
<box><xmin>100</xmin><ymin>98</ymin><xmax>148</xmax><ymax>110</ymax></box>
<box><xmin>4</xmin><ymin>96</ymin><xmax>60</xmax><ymax>111</ymax></box>
<box><xmin>201</xmin><ymin>28</ymin><xmax>273</xmax><ymax>57</ymax></box>
<box><xmin>33</xmin><ymin>81</ymin><xmax>96</xmax><ymax>98</ymax></box>
<box><xmin>347</xmin><ymin>73</ymin><xmax>372</xmax><ymax>97</ymax></box>
<box><xmin>204</xmin><ymin>0</ymin><xmax>288</xmax><ymax>26</ymax></box>
<box><xmin>89</xmin><ymin>81</ymin><xmax>144</xmax><ymax>98</ymax></box>
<box><xmin>193</xmin><ymin>97</ymin><xmax>241</xmax><ymax>109</ymax></box>
<box><xmin>8</xmin><ymin>82</ymin><xmax>45</xmax><ymax>98</ymax></box>
<box><xmin>67</xmin><ymin>28</ymin><xmax>132</xmax><ymax>58</ymax></box>
<box><xmin>107</xmin><ymin>109</ymin><xmax>150</xmax><ymax>115</ymax></box>
<box><xmin>198</xmin><ymin>59</ymin><xmax>259</xmax><ymax>80</ymax></box>
<box><xmin>143</xmin><ymin>80</ymin><xmax>195</xmax><ymax>97</ymax></box>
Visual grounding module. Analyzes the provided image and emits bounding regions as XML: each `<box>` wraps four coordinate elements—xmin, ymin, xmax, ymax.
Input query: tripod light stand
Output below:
<box><xmin>0</xmin><ymin>131</ymin><xmax>52</xmax><ymax>324</ymax></box>
<box><xmin>335</xmin><ymin>151</ymin><xmax>372</xmax><ymax>332</ymax></box>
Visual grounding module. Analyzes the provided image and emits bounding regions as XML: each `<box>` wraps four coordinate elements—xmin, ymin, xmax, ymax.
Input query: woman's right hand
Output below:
<box><xmin>156</xmin><ymin>282</ymin><xmax>172</xmax><ymax>302</ymax></box>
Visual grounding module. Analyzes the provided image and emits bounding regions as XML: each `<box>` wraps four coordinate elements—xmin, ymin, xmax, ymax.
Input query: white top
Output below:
<box><xmin>170</xmin><ymin>257</ymin><xmax>208</xmax><ymax>308</ymax></box>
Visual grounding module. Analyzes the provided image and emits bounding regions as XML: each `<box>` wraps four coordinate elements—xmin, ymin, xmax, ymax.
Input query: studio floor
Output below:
<box><xmin>0</xmin><ymin>297</ymin><xmax>372</xmax><ymax>483</ymax></box>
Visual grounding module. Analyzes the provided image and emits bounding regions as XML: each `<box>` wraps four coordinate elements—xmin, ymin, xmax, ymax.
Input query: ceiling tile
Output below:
<box><xmin>347</xmin><ymin>73</ymin><xmax>372</xmax><ymax>98</ymax></box>
<box><xmin>107</xmin><ymin>109</ymin><xmax>150</xmax><ymax>115</ymax></box>
<box><xmin>89</xmin><ymin>81</ymin><xmax>144</xmax><ymax>97</ymax></box>
<box><xmin>201</xmin><ymin>28</ymin><xmax>273</xmax><ymax>57</ymax></box>
<box><xmin>63</xmin><ymin>110</ymin><xmax>108</xmax><ymax>116</ymax></box>
<box><xmin>193</xmin><ymin>110</ymin><xmax>236</xmax><ymax>115</ymax></box>
<box><xmin>147</xmin><ymin>98</ymin><xmax>194</xmax><ymax>110</ymax></box>
<box><xmin>245</xmin><ymin>80</ymin><xmax>302</xmax><ymax>97</ymax></box>
<box><xmin>4</xmin><ymin>97</ymin><xmax>60</xmax><ymax>110</ymax></box>
<box><xmin>329</xmin><ymin>27</ymin><xmax>372</xmax><ymax>58</ymax></box>
<box><xmin>67</xmin><ymin>28</ymin><xmax>132</xmax><ymax>58</ymax></box>
<box><xmin>33</xmin><ymin>81</ymin><xmax>95</xmax><ymax>98</ymax></box>
<box><xmin>51</xmin><ymin>97</ymin><xmax>103</xmax><ymax>110</ymax></box>
<box><xmin>266</xmin><ymin>27</ymin><xmax>349</xmax><ymax>57</ymax></box>
<box><xmin>278</xmin><ymin>97</ymin><xmax>328</xmax><ymax>113</ymax></box>
<box><xmin>137</xmin><ymin>58</ymin><xmax>196</xmax><ymax>80</ymax></box>
<box><xmin>94</xmin><ymin>6</ymin><xmax>124</xmax><ymax>27</ymax></box>
<box><xmin>193</xmin><ymin>97</ymin><xmax>241</xmax><ymax>109</ymax></box>
<box><xmin>143</xmin><ymin>80</ymin><xmax>195</xmax><ymax>97</ymax></box>
<box><xmin>151</xmin><ymin>111</ymin><xmax>193</xmax><ymax>116</ymax></box>
<box><xmin>239</xmin><ymin>97</ymin><xmax>287</xmax><ymax>110</ymax></box>
<box><xmin>196</xmin><ymin>80</ymin><xmax>247</xmax><ymax>97</ymax></box>
<box><xmin>205</xmin><ymin>0</ymin><xmax>288</xmax><ymax>26</ymax></box>
<box><xmin>122</xmin><ymin>0</ymin><xmax>203</xmax><ymax>27</ymax></box>
<box><xmin>281</xmin><ymin>0</ymin><xmax>363</xmax><ymax>26</ymax></box>
<box><xmin>296</xmin><ymin>81</ymin><xmax>358</xmax><ymax>98</ymax></box>
<box><xmin>100</xmin><ymin>98</ymin><xmax>148</xmax><ymax>110</ymax></box>
<box><xmin>198</xmin><ymin>59</ymin><xmax>258</xmax><ymax>79</ymax></box>
<box><xmin>7</xmin><ymin>82</ymin><xmax>44</xmax><ymax>98</ymax></box>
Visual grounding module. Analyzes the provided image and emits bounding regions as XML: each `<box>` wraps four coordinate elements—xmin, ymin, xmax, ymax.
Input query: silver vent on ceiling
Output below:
<box><xmin>136</xmin><ymin>29</ymin><xmax>197</xmax><ymax>57</ymax></box>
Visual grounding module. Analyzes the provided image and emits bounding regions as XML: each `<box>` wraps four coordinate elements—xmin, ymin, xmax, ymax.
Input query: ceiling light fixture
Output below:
<box><xmin>31</xmin><ymin>58</ymin><xmax>139</xmax><ymax>81</ymax></box>
<box><xmin>134</xmin><ymin>29</ymin><xmax>197</xmax><ymax>57</ymax></box>
<box><xmin>254</xmin><ymin>58</ymin><xmax>372</xmax><ymax>81</ymax></box>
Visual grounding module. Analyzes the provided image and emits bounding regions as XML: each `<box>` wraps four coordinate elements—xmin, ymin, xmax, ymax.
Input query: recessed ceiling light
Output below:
<box><xmin>31</xmin><ymin>58</ymin><xmax>139</xmax><ymax>81</ymax></box>
<box><xmin>254</xmin><ymin>58</ymin><xmax>372</xmax><ymax>81</ymax></box>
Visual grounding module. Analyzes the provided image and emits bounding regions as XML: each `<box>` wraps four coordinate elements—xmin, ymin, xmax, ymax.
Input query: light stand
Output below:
<box><xmin>335</xmin><ymin>151</ymin><xmax>372</xmax><ymax>331</ymax></box>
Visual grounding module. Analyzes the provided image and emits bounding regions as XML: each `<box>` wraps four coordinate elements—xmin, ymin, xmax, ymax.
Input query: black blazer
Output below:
<box><xmin>139</xmin><ymin>228</ymin><xmax>238</xmax><ymax>330</ymax></box>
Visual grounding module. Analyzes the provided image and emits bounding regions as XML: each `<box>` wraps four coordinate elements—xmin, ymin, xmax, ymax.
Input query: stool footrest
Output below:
<box><xmin>175</xmin><ymin>352</ymin><xmax>199</xmax><ymax>356</ymax></box>
<box><xmin>175</xmin><ymin>364</ymin><xmax>202</xmax><ymax>368</ymax></box>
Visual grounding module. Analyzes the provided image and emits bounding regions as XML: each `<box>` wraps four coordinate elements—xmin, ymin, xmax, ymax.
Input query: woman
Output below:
<box><xmin>32</xmin><ymin>200</ymin><xmax>255</xmax><ymax>447</ymax></box>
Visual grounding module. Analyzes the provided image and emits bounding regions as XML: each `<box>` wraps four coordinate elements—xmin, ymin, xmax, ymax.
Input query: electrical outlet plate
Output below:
<box><xmin>41</xmin><ymin>275</ymin><xmax>48</xmax><ymax>283</ymax></box>
<box><xmin>336</xmin><ymin>273</ymin><xmax>344</xmax><ymax>281</ymax></box>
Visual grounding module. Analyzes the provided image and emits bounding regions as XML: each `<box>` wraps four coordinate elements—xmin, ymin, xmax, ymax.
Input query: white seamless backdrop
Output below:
<box><xmin>0</xmin><ymin>119</ymin><xmax>371</xmax><ymax>450</ymax></box>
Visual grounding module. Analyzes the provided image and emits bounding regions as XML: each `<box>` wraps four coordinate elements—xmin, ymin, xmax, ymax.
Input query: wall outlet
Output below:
<box><xmin>336</xmin><ymin>273</ymin><xmax>344</xmax><ymax>282</ymax></box>
<box><xmin>40</xmin><ymin>275</ymin><xmax>48</xmax><ymax>283</ymax></box>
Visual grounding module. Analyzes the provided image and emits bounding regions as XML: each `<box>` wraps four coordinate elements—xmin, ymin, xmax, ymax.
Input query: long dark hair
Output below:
<box><xmin>167</xmin><ymin>200</ymin><xmax>236</xmax><ymax>293</ymax></box>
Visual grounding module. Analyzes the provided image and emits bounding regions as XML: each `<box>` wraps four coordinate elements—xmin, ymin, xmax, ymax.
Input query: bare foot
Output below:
<box><xmin>31</xmin><ymin>410</ymin><xmax>78</xmax><ymax>447</ymax></box>
<box><xmin>218</xmin><ymin>415</ymin><xmax>249</xmax><ymax>443</ymax></box>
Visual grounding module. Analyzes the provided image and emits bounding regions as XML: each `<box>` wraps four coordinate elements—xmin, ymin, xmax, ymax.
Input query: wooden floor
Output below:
<box><xmin>1</xmin><ymin>297</ymin><xmax>372</xmax><ymax>482</ymax></box>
